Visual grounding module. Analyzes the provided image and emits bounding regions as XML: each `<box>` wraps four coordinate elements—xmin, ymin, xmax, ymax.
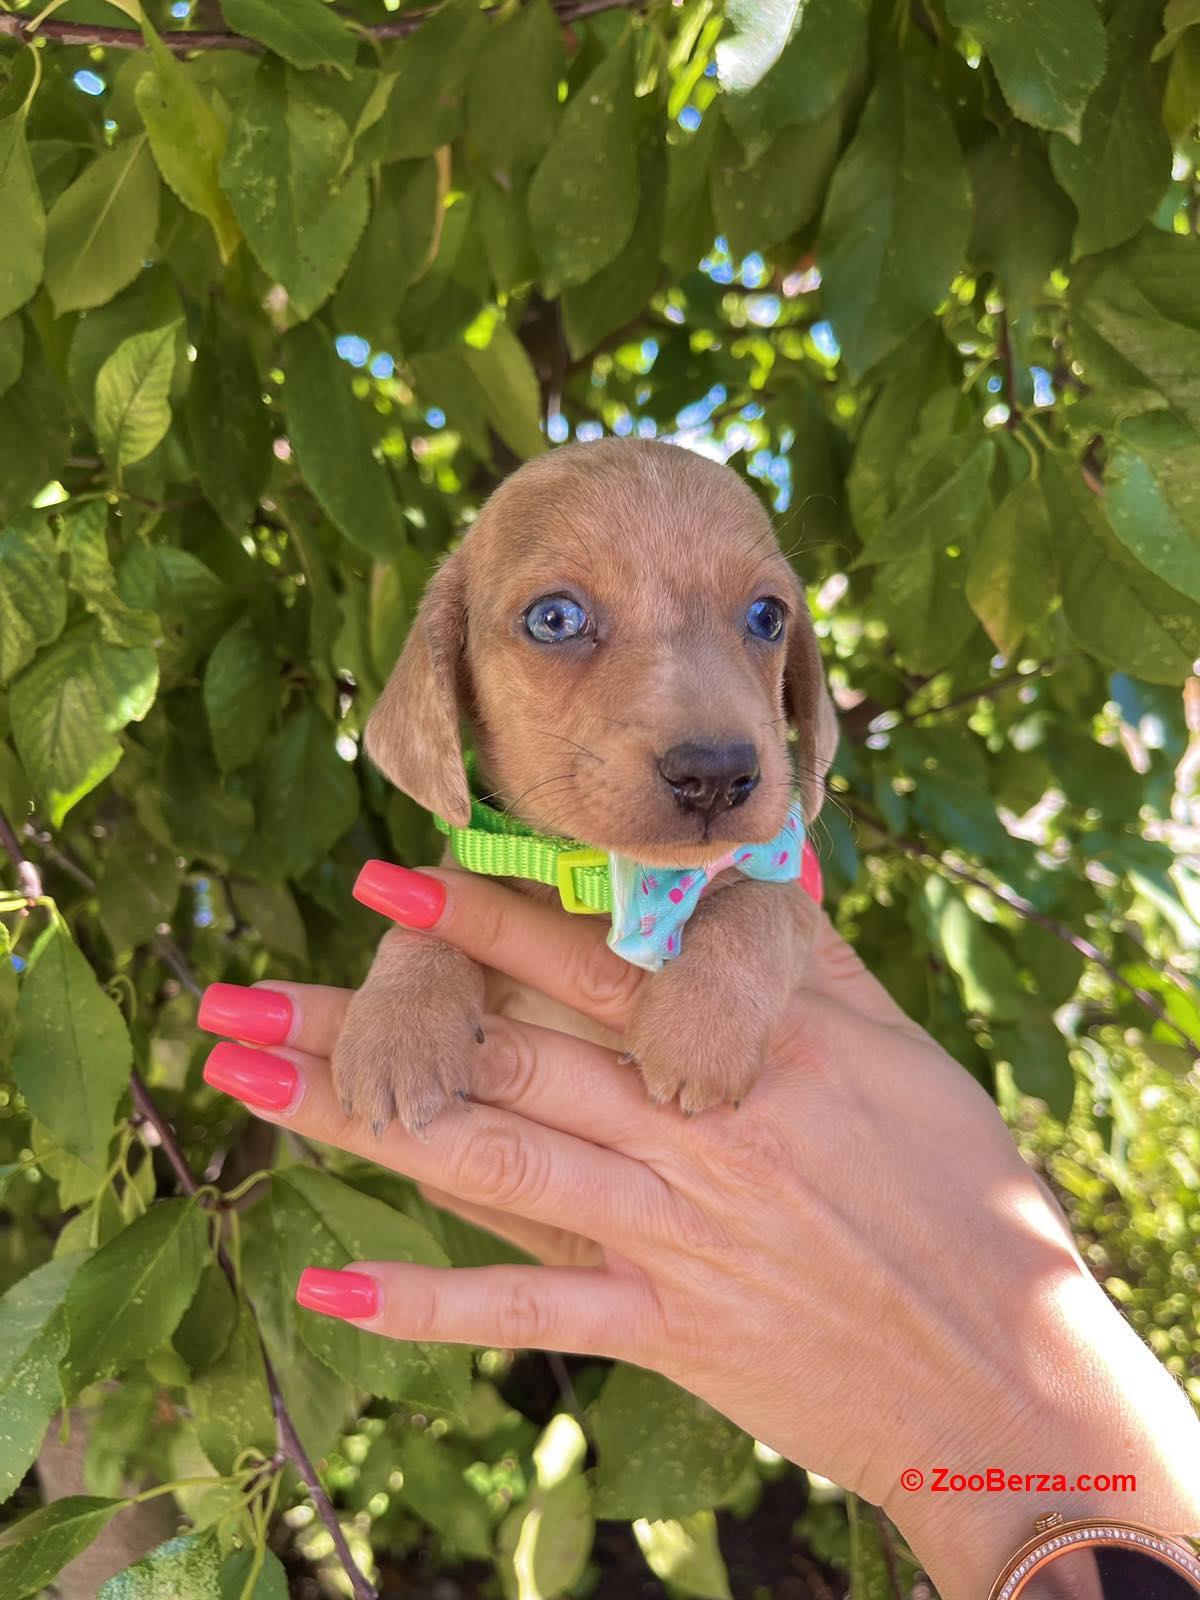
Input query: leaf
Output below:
<box><xmin>395</xmin><ymin>1428</ymin><xmax>495</xmax><ymax>1561</ymax></box>
<box><xmin>968</xmin><ymin>127</ymin><xmax>1074</xmax><ymax>312</ymax></box>
<box><xmin>43</xmin><ymin>136</ymin><xmax>161</xmax><ymax>315</ymax></box>
<box><xmin>498</xmin><ymin>1416</ymin><xmax>593</xmax><ymax>1598</ymax></box>
<box><xmin>188</xmin><ymin>1301</ymin><xmax>275</xmax><ymax>1476</ymax></box>
<box><xmin>992</xmin><ymin>1001</ymin><xmax>1075</xmax><ymax>1121</ymax></box>
<box><xmin>528</xmin><ymin>37</ymin><xmax>638</xmax><ymax>293</ymax></box>
<box><xmin>0</xmin><ymin>1496</ymin><xmax>125</xmax><ymax>1598</ymax></box>
<box><xmin>1042</xmin><ymin>451</ymin><xmax>1200</xmax><ymax>685</ymax></box>
<box><xmin>331</xmin><ymin>157</ymin><xmax>442</xmax><ymax>341</ymax></box>
<box><xmin>174</xmin><ymin>1262</ymin><xmax>239</xmax><ymax>1377</ymax></box>
<box><xmin>819</xmin><ymin>51</ymin><xmax>971</xmax><ymax>378</ymax></box>
<box><xmin>270</xmin><ymin>1167</ymin><xmax>470</xmax><ymax>1411</ymax></box>
<box><xmin>588</xmin><ymin>1365</ymin><xmax>752</xmax><ymax>1521</ymax></box>
<box><xmin>219</xmin><ymin>57</ymin><xmax>368</xmax><ymax>320</ymax></box>
<box><xmin>462</xmin><ymin>320</ymin><xmax>548</xmax><ymax>460</ymax></box>
<box><xmin>1048</xmin><ymin>0</ymin><xmax>1172</xmax><ymax>259</ymax></box>
<box><xmin>10</xmin><ymin>622</ymin><xmax>158</xmax><ymax>826</ymax></box>
<box><xmin>11</xmin><ymin>921</ymin><xmax>132</xmax><ymax>1172</ymax></box>
<box><xmin>219</xmin><ymin>1547</ymin><xmax>289</xmax><ymax>1600</ymax></box>
<box><xmin>663</xmin><ymin>113</ymin><xmax>718</xmax><ymax>279</ymax></box>
<box><xmin>62</xmin><ymin>1198</ymin><xmax>210</xmax><ymax>1393</ymax></box>
<box><xmin>256</xmin><ymin>702</ymin><xmax>357</xmax><ymax>879</ymax></box>
<box><xmin>943</xmin><ymin>0</ymin><xmax>1106</xmax><ymax>140</ymax></box>
<box><xmin>564</xmin><ymin>131</ymin><xmax>666</xmax><ymax>357</ymax></box>
<box><xmin>134</xmin><ymin>30</ymin><xmax>240</xmax><ymax>262</ymax></box>
<box><xmin>1155</xmin><ymin>0</ymin><xmax>1200</xmax><ymax>60</ymax></box>
<box><xmin>378</xmin><ymin>0</ymin><xmax>487</xmax><ymax>160</ymax></box>
<box><xmin>922</xmin><ymin>876</ymin><xmax>1024</xmax><ymax>1021</ymax></box>
<box><xmin>219</xmin><ymin>0</ymin><xmax>356</xmax><ymax>77</ymax></box>
<box><xmin>0</xmin><ymin>314</ymin><xmax>23</xmax><ymax>397</ymax></box>
<box><xmin>715</xmin><ymin>0</ymin><xmax>804</xmax><ymax>94</ymax></box>
<box><xmin>467</xmin><ymin>0</ymin><xmax>563</xmax><ymax>181</ymax></box>
<box><xmin>97</xmin><ymin>827</ymin><xmax>180</xmax><ymax>954</ymax></box>
<box><xmin>633</xmin><ymin>1512</ymin><xmax>731</xmax><ymax>1600</ymax></box>
<box><xmin>281</xmin><ymin>320</ymin><xmax>407</xmax><ymax>558</ymax></box>
<box><xmin>0</xmin><ymin>519</ymin><xmax>66</xmax><ymax>683</ymax></box>
<box><xmin>966</xmin><ymin>477</ymin><xmax>1056</xmax><ymax>657</ymax></box>
<box><xmin>0</xmin><ymin>1255</ymin><xmax>86</xmax><ymax>1505</ymax></box>
<box><xmin>184</xmin><ymin>301</ymin><xmax>271</xmax><ymax>533</ymax></box>
<box><xmin>1105</xmin><ymin>415</ymin><xmax>1200</xmax><ymax>604</ymax></box>
<box><xmin>66</xmin><ymin>266</ymin><xmax>183</xmax><ymax>423</ymax></box>
<box><xmin>95</xmin><ymin>321</ymin><xmax>180</xmax><ymax>473</ymax></box>
<box><xmin>99</xmin><ymin>1529</ymin><xmax>223</xmax><ymax>1600</ymax></box>
<box><xmin>718</xmin><ymin>0</ymin><xmax>867</xmax><ymax>160</ymax></box>
<box><xmin>711</xmin><ymin>104</ymin><xmax>841</xmax><ymax>259</ymax></box>
<box><xmin>0</xmin><ymin>49</ymin><xmax>45</xmax><ymax>322</ymax></box>
<box><xmin>204</xmin><ymin>616</ymin><xmax>279</xmax><ymax>772</ymax></box>
<box><xmin>0</xmin><ymin>346</ymin><xmax>69</xmax><ymax>524</ymax></box>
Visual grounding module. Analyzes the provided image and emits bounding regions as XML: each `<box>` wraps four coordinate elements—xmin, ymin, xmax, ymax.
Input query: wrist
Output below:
<box><xmin>881</xmin><ymin>1261</ymin><xmax>1200</xmax><ymax>1599</ymax></box>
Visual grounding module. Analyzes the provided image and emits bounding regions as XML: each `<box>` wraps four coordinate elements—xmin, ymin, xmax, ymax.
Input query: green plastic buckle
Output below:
<box><xmin>555</xmin><ymin>847</ymin><xmax>609</xmax><ymax>914</ymax></box>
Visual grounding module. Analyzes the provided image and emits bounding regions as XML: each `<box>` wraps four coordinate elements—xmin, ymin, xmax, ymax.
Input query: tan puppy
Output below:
<box><xmin>336</xmin><ymin>438</ymin><xmax>839</xmax><ymax>1132</ymax></box>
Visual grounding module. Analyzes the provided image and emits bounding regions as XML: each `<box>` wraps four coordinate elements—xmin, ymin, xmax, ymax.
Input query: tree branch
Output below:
<box><xmin>0</xmin><ymin>0</ymin><xmax>643</xmax><ymax>53</ymax></box>
<box><xmin>0</xmin><ymin>812</ymin><xmax>377</xmax><ymax>1600</ymax></box>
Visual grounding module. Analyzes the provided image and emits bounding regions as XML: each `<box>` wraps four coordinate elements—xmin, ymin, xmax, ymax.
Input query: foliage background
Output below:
<box><xmin>0</xmin><ymin>0</ymin><xmax>1198</xmax><ymax>1595</ymax></box>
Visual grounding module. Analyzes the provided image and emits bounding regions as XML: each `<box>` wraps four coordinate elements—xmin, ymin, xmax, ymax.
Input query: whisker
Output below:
<box><xmin>537</xmin><ymin>730</ymin><xmax>604</xmax><ymax>763</ymax></box>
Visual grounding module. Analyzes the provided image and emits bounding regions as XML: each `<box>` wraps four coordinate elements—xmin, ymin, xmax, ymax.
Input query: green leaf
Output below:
<box><xmin>11</xmin><ymin>921</ymin><xmax>132</xmax><ymax>1172</ymax></box>
<box><xmin>922</xmin><ymin>876</ymin><xmax>1024</xmax><ymax>1021</ymax></box>
<box><xmin>63</xmin><ymin>1198</ymin><xmax>210</xmax><ymax>1392</ymax></box>
<box><xmin>714</xmin><ymin>0</ymin><xmax>804</xmax><ymax>94</ymax></box>
<box><xmin>0</xmin><ymin>314</ymin><xmax>24</xmax><ymax>397</ymax></box>
<box><xmin>378</xmin><ymin>0</ymin><xmax>487</xmax><ymax>161</ymax></box>
<box><xmin>66</xmin><ymin>266</ymin><xmax>182</xmax><ymax>424</ymax></box>
<box><xmin>943</xmin><ymin>0</ymin><xmax>1106</xmax><ymax>140</ymax></box>
<box><xmin>819</xmin><ymin>52</ymin><xmax>971</xmax><ymax>378</ymax></box>
<box><xmin>270</xmin><ymin>1167</ymin><xmax>470</xmax><ymax>1411</ymax></box>
<box><xmin>0</xmin><ymin>346</ymin><xmax>69</xmax><ymax>524</ymax></box>
<box><xmin>966</xmin><ymin>477</ymin><xmax>1056</xmax><ymax>658</ymax></box>
<box><xmin>968</xmin><ymin>127</ymin><xmax>1074</xmax><ymax>312</ymax></box>
<box><xmin>219</xmin><ymin>57</ymin><xmax>368</xmax><ymax>320</ymax></box>
<box><xmin>281</xmin><ymin>320</ymin><xmax>407</xmax><ymax>558</ymax></box>
<box><xmin>564</xmin><ymin>131</ymin><xmax>666</xmax><ymax>356</ymax></box>
<box><xmin>188</xmin><ymin>1301</ymin><xmax>275</xmax><ymax>1476</ymax></box>
<box><xmin>663</xmin><ymin>113</ymin><xmax>718</xmax><ymax>279</ymax></box>
<box><xmin>43</xmin><ymin>135</ymin><xmax>161</xmax><ymax>316</ymax></box>
<box><xmin>992</xmin><ymin>1001</ymin><xmax>1075</xmax><ymax>1121</ymax></box>
<box><xmin>0</xmin><ymin>50</ymin><xmax>45</xmax><ymax>323</ymax></box>
<box><xmin>1105</xmin><ymin>415</ymin><xmax>1200</xmax><ymax>604</ymax></box>
<box><xmin>528</xmin><ymin>37</ymin><xmax>638</xmax><ymax>293</ymax></box>
<box><xmin>95</xmin><ymin>321</ymin><xmax>181</xmax><ymax>473</ymax></box>
<box><xmin>0</xmin><ymin>1255</ymin><xmax>86</xmax><ymax>1505</ymax></box>
<box><xmin>204</xmin><ymin>616</ymin><xmax>279</xmax><ymax>772</ymax></box>
<box><xmin>174</xmin><ymin>1262</ymin><xmax>239</xmax><ymax>1377</ymax></box>
<box><xmin>134</xmin><ymin>32</ymin><xmax>241</xmax><ymax>262</ymax></box>
<box><xmin>1155</xmin><ymin>0</ymin><xmax>1200</xmax><ymax>60</ymax></box>
<box><xmin>0</xmin><ymin>1496</ymin><xmax>125</xmax><ymax>1599</ymax></box>
<box><xmin>331</xmin><ymin>157</ymin><xmax>441</xmax><ymax>342</ymax></box>
<box><xmin>633</xmin><ymin>1512</ymin><xmax>731</xmax><ymax>1600</ymax></box>
<box><xmin>395</xmin><ymin>1427</ymin><xmax>495</xmax><ymax>1561</ymax></box>
<box><xmin>219</xmin><ymin>0</ymin><xmax>356</xmax><ymax>77</ymax></box>
<box><xmin>462</xmin><ymin>319</ymin><xmax>548</xmax><ymax>460</ymax></box>
<box><xmin>0</xmin><ymin>519</ymin><xmax>66</xmax><ymax>683</ymax></box>
<box><xmin>1042</xmin><ymin>451</ymin><xmax>1200</xmax><ymax>685</ymax></box>
<box><xmin>711</xmin><ymin>105</ymin><xmax>840</xmax><ymax>259</ymax></box>
<box><xmin>256</xmin><ymin>702</ymin><xmax>357</xmax><ymax>879</ymax></box>
<box><xmin>1048</xmin><ymin>0</ymin><xmax>1172</xmax><ymax>259</ymax></box>
<box><xmin>718</xmin><ymin>0</ymin><xmax>866</xmax><ymax>160</ymax></box>
<box><xmin>497</xmin><ymin>1415</ymin><xmax>593</xmax><ymax>1597</ymax></box>
<box><xmin>588</xmin><ymin>1365</ymin><xmax>752</xmax><ymax>1520</ymax></box>
<box><xmin>185</xmin><ymin>300</ymin><xmax>271</xmax><ymax>533</ymax></box>
<box><xmin>467</xmin><ymin>0</ymin><xmax>563</xmax><ymax>181</ymax></box>
<box><xmin>97</xmin><ymin>827</ymin><xmax>180</xmax><ymax>954</ymax></box>
<box><xmin>219</xmin><ymin>1547</ymin><xmax>289</xmax><ymax>1600</ymax></box>
<box><xmin>10</xmin><ymin>621</ymin><xmax>158</xmax><ymax>826</ymax></box>
<box><xmin>99</xmin><ymin>1529</ymin><xmax>223</xmax><ymax>1600</ymax></box>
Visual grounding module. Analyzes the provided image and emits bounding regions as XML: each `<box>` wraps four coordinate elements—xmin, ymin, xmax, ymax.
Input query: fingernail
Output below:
<box><xmin>353</xmin><ymin>861</ymin><xmax>446</xmax><ymax>929</ymax></box>
<box><xmin>204</xmin><ymin>1041</ymin><xmax>299</xmax><ymax>1112</ymax></box>
<box><xmin>198</xmin><ymin>983</ymin><xmax>293</xmax><ymax>1046</ymax></box>
<box><xmin>296</xmin><ymin>1267</ymin><xmax>381</xmax><ymax>1322</ymax></box>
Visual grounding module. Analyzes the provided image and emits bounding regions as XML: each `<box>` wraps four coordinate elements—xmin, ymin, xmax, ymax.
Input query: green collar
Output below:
<box><xmin>433</xmin><ymin>792</ymin><xmax>611</xmax><ymax>915</ymax></box>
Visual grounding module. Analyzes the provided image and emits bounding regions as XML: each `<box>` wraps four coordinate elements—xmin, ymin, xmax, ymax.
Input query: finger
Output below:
<box><xmin>353</xmin><ymin>861</ymin><xmax>646</xmax><ymax>1033</ymax></box>
<box><xmin>197</xmin><ymin>980</ymin><xmax>350</xmax><ymax>1057</ymax></box>
<box><xmin>296</xmin><ymin>1262</ymin><xmax>648</xmax><ymax>1360</ymax></box>
<box><xmin>418</xmin><ymin>1184</ymin><xmax>603</xmax><ymax>1268</ymax></box>
<box><xmin>202</xmin><ymin>1040</ymin><xmax>671</xmax><ymax>1251</ymax></box>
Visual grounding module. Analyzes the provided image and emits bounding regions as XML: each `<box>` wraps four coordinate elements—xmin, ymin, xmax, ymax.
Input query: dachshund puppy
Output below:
<box><xmin>336</xmin><ymin>438</ymin><xmax>839</xmax><ymax>1132</ymax></box>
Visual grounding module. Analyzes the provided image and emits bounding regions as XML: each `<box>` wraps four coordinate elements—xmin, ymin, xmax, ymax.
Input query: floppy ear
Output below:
<box><xmin>364</xmin><ymin>553</ymin><xmax>472</xmax><ymax>826</ymax></box>
<box><xmin>784</xmin><ymin>605</ymin><xmax>839</xmax><ymax>822</ymax></box>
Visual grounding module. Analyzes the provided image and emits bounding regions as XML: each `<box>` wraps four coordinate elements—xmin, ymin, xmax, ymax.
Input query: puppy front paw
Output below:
<box><xmin>332</xmin><ymin>980</ymin><xmax>483</xmax><ymax>1136</ymax></box>
<box><xmin>626</xmin><ymin>972</ymin><xmax>769</xmax><ymax>1117</ymax></box>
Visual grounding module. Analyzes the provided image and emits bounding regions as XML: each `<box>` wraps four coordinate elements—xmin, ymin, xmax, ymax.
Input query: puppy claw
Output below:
<box><xmin>455</xmin><ymin>1088</ymin><xmax>473</xmax><ymax>1106</ymax></box>
<box><xmin>617</xmin><ymin>1050</ymin><xmax>636</xmax><ymax>1066</ymax></box>
<box><xmin>371</xmin><ymin>1117</ymin><xmax>389</xmax><ymax>1139</ymax></box>
<box><xmin>474</xmin><ymin>1024</ymin><xmax>485</xmax><ymax>1044</ymax></box>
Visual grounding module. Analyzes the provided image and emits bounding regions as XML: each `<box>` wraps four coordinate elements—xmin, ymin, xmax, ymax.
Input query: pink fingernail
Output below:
<box><xmin>353</xmin><ymin>861</ymin><xmax>446</xmax><ymax>929</ymax></box>
<box><xmin>198</xmin><ymin>983</ymin><xmax>293</xmax><ymax>1045</ymax></box>
<box><xmin>296</xmin><ymin>1267</ymin><xmax>381</xmax><ymax>1322</ymax></box>
<box><xmin>203</xmin><ymin>1041</ymin><xmax>298</xmax><ymax>1112</ymax></box>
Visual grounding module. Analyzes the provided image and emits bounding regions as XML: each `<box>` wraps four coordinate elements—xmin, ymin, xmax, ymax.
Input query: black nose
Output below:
<box><xmin>658</xmin><ymin>741</ymin><xmax>761</xmax><ymax>815</ymax></box>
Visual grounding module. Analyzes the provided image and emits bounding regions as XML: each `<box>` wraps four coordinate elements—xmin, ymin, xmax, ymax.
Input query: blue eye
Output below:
<box><xmin>746</xmin><ymin>596</ymin><xmax>786</xmax><ymax>641</ymax></box>
<box><xmin>524</xmin><ymin>595</ymin><xmax>590</xmax><ymax>643</ymax></box>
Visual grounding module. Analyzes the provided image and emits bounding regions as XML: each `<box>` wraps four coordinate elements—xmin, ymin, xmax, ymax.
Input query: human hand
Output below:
<box><xmin>198</xmin><ymin>864</ymin><xmax>1200</xmax><ymax>1600</ymax></box>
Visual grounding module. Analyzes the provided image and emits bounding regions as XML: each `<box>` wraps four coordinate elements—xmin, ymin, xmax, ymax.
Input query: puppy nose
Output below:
<box><xmin>658</xmin><ymin>741</ymin><xmax>760</xmax><ymax>814</ymax></box>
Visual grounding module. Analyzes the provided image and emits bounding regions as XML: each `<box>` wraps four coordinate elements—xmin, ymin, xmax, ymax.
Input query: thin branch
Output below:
<box><xmin>0</xmin><ymin>815</ymin><xmax>377</xmax><ymax>1600</ymax></box>
<box><xmin>996</xmin><ymin>309</ymin><xmax>1022</xmax><ymax>429</ymax></box>
<box><xmin>0</xmin><ymin>0</ymin><xmax>643</xmax><ymax>53</ymax></box>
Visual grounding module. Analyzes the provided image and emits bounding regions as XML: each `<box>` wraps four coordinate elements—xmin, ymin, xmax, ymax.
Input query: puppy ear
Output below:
<box><xmin>364</xmin><ymin>553</ymin><xmax>472</xmax><ymax>826</ymax></box>
<box><xmin>784</xmin><ymin>607</ymin><xmax>839</xmax><ymax>821</ymax></box>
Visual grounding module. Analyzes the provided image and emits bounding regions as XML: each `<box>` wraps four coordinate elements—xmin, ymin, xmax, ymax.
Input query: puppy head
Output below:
<box><xmin>366</xmin><ymin>439</ymin><xmax>837</xmax><ymax>867</ymax></box>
